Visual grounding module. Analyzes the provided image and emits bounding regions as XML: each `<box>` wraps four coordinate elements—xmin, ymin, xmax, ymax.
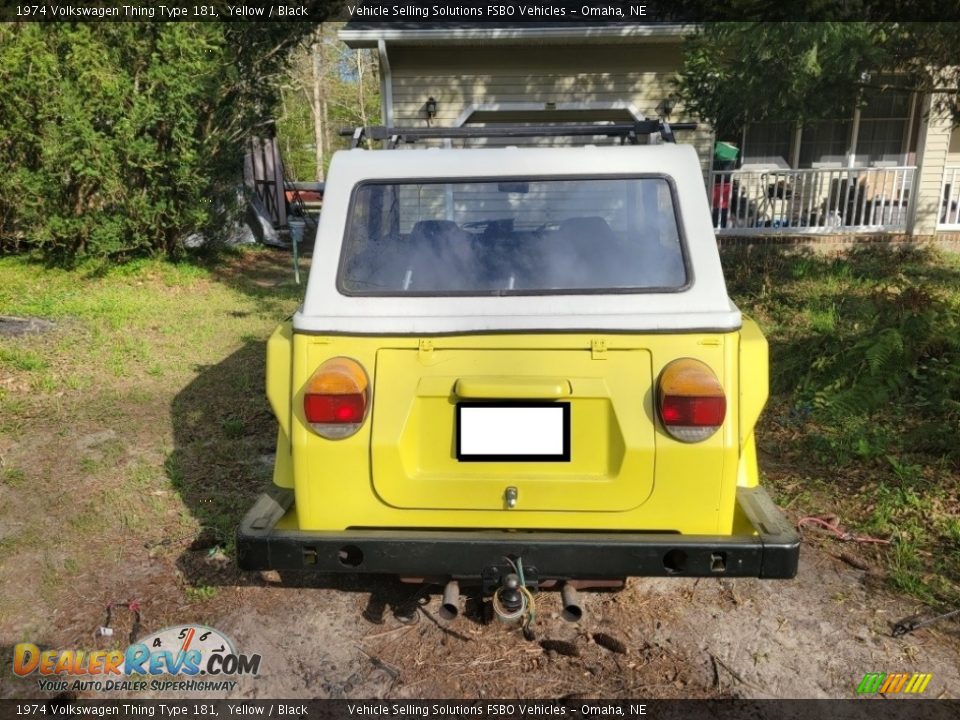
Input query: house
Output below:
<box><xmin>339</xmin><ymin>21</ymin><xmax>960</xmax><ymax>237</ymax></box>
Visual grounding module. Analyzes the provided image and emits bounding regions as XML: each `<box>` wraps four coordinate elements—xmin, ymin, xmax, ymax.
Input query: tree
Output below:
<box><xmin>0</xmin><ymin>20</ymin><xmax>319</xmax><ymax>261</ymax></box>
<box><xmin>675</xmin><ymin>22</ymin><xmax>960</xmax><ymax>134</ymax></box>
<box><xmin>276</xmin><ymin>23</ymin><xmax>380</xmax><ymax>182</ymax></box>
<box><xmin>311</xmin><ymin>27</ymin><xmax>328</xmax><ymax>181</ymax></box>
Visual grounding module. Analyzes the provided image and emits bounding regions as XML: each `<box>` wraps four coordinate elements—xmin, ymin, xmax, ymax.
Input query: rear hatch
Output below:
<box><xmin>370</xmin><ymin>343</ymin><xmax>654</xmax><ymax>512</ymax></box>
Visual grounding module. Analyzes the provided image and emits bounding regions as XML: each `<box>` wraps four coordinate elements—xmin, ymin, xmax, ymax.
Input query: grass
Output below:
<box><xmin>724</xmin><ymin>243</ymin><xmax>960</xmax><ymax>607</ymax></box>
<box><xmin>185</xmin><ymin>585</ymin><xmax>219</xmax><ymax>602</ymax></box>
<box><xmin>0</xmin><ymin>246</ymin><xmax>304</xmax><ymax>639</ymax></box>
<box><xmin>0</xmin><ymin>347</ymin><xmax>49</xmax><ymax>372</ymax></box>
<box><xmin>1</xmin><ymin>467</ymin><xmax>26</xmax><ymax>487</ymax></box>
<box><xmin>1</xmin><ymin>240</ymin><xmax>958</xmax><ymax>647</ymax></box>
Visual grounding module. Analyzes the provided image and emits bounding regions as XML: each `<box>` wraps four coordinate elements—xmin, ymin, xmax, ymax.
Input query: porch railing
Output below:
<box><xmin>939</xmin><ymin>166</ymin><xmax>960</xmax><ymax>230</ymax></box>
<box><xmin>708</xmin><ymin>166</ymin><xmax>916</xmax><ymax>234</ymax></box>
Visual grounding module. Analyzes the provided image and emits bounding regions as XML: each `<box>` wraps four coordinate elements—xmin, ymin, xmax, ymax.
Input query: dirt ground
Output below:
<box><xmin>198</xmin><ymin>540</ymin><xmax>960</xmax><ymax>700</ymax></box>
<box><xmin>5</xmin><ymin>534</ymin><xmax>959</xmax><ymax>700</ymax></box>
<box><xmin>2</xmin><ymin>250</ymin><xmax>958</xmax><ymax>701</ymax></box>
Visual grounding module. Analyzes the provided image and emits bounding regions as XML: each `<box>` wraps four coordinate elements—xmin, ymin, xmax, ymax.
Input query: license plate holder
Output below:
<box><xmin>456</xmin><ymin>401</ymin><xmax>570</xmax><ymax>462</ymax></box>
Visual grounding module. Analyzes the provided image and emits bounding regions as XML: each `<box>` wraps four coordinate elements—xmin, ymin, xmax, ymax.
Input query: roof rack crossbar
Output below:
<box><xmin>339</xmin><ymin>121</ymin><xmax>697</xmax><ymax>148</ymax></box>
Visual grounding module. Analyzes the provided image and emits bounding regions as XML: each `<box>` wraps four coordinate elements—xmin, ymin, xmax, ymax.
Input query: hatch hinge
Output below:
<box><xmin>591</xmin><ymin>338</ymin><xmax>607</xmax><ymax>360</ymax></box>
<box><xmin>418</xmin><ymin>338</ymin><xmax>434</xmax><ymax>361</ymax></box>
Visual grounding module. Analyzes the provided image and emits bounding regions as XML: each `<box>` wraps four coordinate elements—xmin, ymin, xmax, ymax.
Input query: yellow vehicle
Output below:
<box><xmin>238</xmin><ymin>122</ymin><xmax>798</xmax><ymax>617</ymax></box>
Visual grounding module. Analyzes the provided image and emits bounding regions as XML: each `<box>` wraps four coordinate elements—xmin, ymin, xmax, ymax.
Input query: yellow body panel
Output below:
<box><xmin>738</xmin><ymin>318</ymin><xmax>769</xmax><ymax>450</ymax></box>
<box><xmin>266</xmin><ymin>323</ymin><xmax>294</xmax><ymax>488</ymax></box>
<box><xmin>266</xmin><ymin>322</ymin><xmax>293</xmax><ymax>436</ymax></box>
<box><xmin>372</xmin><ymin>348</ymin><xmax>653</xmax><ymax>512</ymax></box>
<box><xmin>266</xmin><ymin>325</ymin><xmax>766</xmax><ymax>536</ymax></box>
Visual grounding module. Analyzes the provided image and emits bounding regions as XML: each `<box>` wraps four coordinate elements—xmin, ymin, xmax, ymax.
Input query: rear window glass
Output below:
<box><xmin>338</xmin><ymin>177</ymin><xmax>687</xmax><ymax>295</ymax></box>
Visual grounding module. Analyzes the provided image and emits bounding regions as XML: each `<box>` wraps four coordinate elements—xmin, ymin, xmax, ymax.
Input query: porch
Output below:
<box><xmin>708</xmin><ymin>165</ymin><xmax>960</xmax><ymax>235</ymax></box>
<box><xmin>708</xmin><ymin>166</ymin><xmax>913</xmax><ymax>234</ymax></box>
<box><xmin>941</xmin><ymin>166</ymin><xmax>960</xmax><ymax>231</ymax></box>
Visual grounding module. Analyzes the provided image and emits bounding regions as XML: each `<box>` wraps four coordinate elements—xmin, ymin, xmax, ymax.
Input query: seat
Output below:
<box><xmin>404</xmin><ymin>220</ymin><xmax>477</xmax><ymax>291</ymax></box>
<box><xmin>548</xmin><ymin>216</ymin><xmax>619</xmax><ymax>288</ymax></box>
<box><xmin>557</xmin><ymin>216</ymin><xmax>617</xmax><ymax>246</ymax></box>
<box><xmin>408</xmin><ymin>220</ymin><xmax>466</xmax><ymax>246</ymax></box>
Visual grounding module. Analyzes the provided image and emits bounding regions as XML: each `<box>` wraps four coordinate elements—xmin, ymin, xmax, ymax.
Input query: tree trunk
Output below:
<box><xmin>311</xmin><ymin>26</ymin><xmax>325</xmax><ymax>182</ymax></box>
<box><xmin>322</xmin><ymin>95</ymin><xmax>330</xmax><ymax>177</ymax></box>
<box><xmin>356</xmin><ymin>50</ymin><xmax>368</xmax><ymax>128</ymax></box>
<box><xmin>279</xmin><ymin>91</ymin><xmax>294</xmax><ymax>180</ymax></box>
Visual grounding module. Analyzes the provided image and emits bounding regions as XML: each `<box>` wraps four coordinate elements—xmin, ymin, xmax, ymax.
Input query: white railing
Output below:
<box><xmin>708</xmin><ymin>166</ymin><xmax>916</xmax><ymax>234</ymax></box>
<box><xmin>939</xmin><ymin>166</ymin><xmax>960</xmax><ymax>230</ymax></box>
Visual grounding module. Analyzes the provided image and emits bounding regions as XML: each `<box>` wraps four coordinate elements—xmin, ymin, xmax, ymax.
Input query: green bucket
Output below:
<box><xmin>714</xmin><ymin>141</ymin><xmax>739</xmax><ymax>163</ymax></box>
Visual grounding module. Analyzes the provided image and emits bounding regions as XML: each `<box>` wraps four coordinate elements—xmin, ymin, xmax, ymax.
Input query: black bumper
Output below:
<box><xmin>236</xmin><ymin>486</ymin><xmax>799</xmax><ymax>580</ymax></box>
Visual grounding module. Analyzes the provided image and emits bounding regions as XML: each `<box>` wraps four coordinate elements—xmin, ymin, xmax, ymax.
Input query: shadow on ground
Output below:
<box><xmin>165</xmin><ymin>339</ymin><xmax>459</xmax><ymax>622</ymax></box>
<box><xmin>189</xmin><ymin>245</ymin><xmax>309</xmax><ymax>319</ymax></box>
<box><xmin>166</xmin><ymin>339</ymin><xmax>274</xmax><ymax>588</ymax></box>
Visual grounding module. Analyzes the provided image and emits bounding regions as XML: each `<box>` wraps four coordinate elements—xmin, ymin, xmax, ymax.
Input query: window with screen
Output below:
<box><xmin>741</xmin><ymin>122</ymin><xmax>793</xmax><ymax>167</ymax></box>
<box><xmin>799</xmin><ymin>120</ymin><xmax>852</xmax><ymax>167</ymax></box>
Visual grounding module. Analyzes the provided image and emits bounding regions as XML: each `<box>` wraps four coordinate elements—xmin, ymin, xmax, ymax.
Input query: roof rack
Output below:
<box><xmin>339</xmin><ymin>120</ymin><xmax>698</xmax><ymax>149</ymax></box>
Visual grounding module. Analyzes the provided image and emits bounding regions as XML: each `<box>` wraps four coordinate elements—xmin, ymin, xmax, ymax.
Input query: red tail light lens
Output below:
<box><xmin>303</xmin><ymin>357</ymin><xmax>370</xmax><ymax>439</ymax></box>
<box><xmin>304</xmin><ymin>393</ymin><xmax>366</xmax><ymax>424</ymax></box>
<box><xmin>658</xmin><ymin>359</ymin><xmax>726</xmax><ymax>442</ymax></box>
<box><xmin>660</xmin><ymin>395</ymin><xmax>727</xmax><ymax>426</ymax></box>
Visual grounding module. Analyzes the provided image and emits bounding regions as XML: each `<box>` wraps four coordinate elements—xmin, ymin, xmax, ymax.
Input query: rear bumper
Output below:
<box><xmin>236</xmin><ymin>486</ymin><xmax>799</xmax><ymax>580</ymax></box>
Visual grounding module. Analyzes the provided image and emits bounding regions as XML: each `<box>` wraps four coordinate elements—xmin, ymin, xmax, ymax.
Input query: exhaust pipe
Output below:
<box><xmin>560</xmin><ymin>583</ymin><xmax>583</xmax><ymax>623</ymax></box>
<box><xmin>439</xmin><ymin>580</ymin><xmax>460</xmax><ymax>620</ymax></box>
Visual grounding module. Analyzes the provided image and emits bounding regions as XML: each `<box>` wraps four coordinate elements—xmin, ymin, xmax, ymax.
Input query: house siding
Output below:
<box><xmin>387</xmin><ymin>44</ymin><xmax>714</xmax><ymax>176</ymax></box>
<box><xmin>346</xmin><ymin>27</ymin><xmax>960</xmax><ymax>238</ymax></box>
<box><xmin>912</xmin><ymin>97</ymin><xmax>954</xmax><ymax>234</ymax></box>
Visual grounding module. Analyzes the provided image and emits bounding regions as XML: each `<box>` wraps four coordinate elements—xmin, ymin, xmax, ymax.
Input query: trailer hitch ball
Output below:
<box><xmin>492</xmin><ymin>573</ymin><xmax>527</xmax><ymax>625</ymax></box>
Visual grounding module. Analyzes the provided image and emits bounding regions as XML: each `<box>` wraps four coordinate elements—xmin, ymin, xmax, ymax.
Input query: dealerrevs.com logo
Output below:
<box><xmin>13</xmin><ymin>624</ymin><xmax>260</xmax><ymax>693</ymax></box>
<box><xmin>856</xmin><ymin>672</ymin><xmax>933</xmax><ymax>695</ymax></box>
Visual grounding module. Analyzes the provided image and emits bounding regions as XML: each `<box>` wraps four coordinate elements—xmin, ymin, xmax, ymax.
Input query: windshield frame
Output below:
<box><xmin>335</xmin><ymin>173</ymin><xmax>694</xmax><ymax>298</ymax></box>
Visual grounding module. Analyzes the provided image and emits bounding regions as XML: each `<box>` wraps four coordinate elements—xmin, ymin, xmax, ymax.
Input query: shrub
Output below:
<box><xmin>724</xmin><ymin>244</ymin><xmax>960</xmax><ymax>467</ymax></box>
<box><xmin>0</xmin><ymin>22</ymin><xmax>311</xmax><ymax>262</ymax></box>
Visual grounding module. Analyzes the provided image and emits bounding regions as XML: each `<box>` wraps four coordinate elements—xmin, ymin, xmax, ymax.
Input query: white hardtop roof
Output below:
<box><xmin>296</xmin><ymin>143</ymin><xmax>741</xmax><ymax>335</ymax></box>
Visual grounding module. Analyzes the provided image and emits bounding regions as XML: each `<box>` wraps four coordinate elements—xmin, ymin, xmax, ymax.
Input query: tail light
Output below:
<box><xmin>303</xmin><ymin>357</ymin><xmax>370</xmax><ymax>439</ymax></box>
<box><xmin>657</xmin><ymin>358</ymin><xmax>726</xmax><ymax>442</ymax></box>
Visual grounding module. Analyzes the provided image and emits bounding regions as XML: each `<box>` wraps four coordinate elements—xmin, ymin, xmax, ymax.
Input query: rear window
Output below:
<box><xmin>338</xmin><ymin>177</ymin><xmax>688</xmax><ymax>296</ymax></box>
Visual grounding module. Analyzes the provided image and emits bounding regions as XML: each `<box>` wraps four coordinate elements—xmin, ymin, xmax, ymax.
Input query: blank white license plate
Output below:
<box><xmin>456</xmin><ymin>402</ymin><xmax>570</xmax><ymax>461</ymax></box>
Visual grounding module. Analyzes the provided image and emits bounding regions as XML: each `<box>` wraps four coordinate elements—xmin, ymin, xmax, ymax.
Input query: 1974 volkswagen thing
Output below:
<box><xmin>238</xmin><ymin>122</ymin><xmax>799</xmax><ymax>621</ymax></box>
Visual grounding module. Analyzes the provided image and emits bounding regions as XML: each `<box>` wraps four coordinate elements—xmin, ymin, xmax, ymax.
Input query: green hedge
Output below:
<box><xmin>0</xmin><ymin>22</ymin><xmax>308</xmax><ymax>262</ymax></box>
